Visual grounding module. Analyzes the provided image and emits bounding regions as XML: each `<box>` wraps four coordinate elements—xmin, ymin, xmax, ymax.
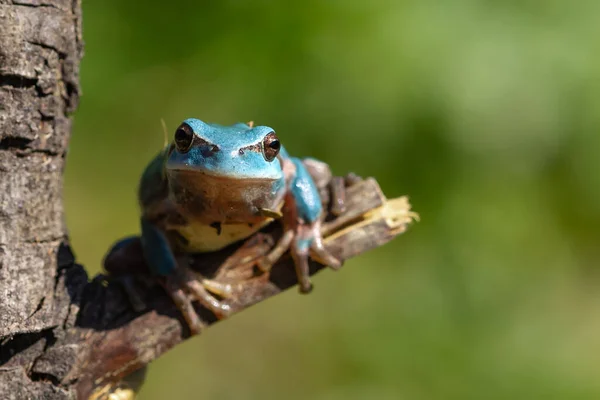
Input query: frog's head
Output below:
<box><xmin>167</xmin><ymin>118</ymin><xmax>284</xmax><ymax>180</ymax></box>
<box><xmin>165</xmin><ymin>118</ymin><xmax>286</xmax><ymax>222</ymax></box>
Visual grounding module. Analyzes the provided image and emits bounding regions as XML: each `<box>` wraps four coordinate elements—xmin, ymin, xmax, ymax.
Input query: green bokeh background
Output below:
<box><xmin>64</xmin><ymin>1</ymin><xmax>600</xmax><ymax>399</ymax></box>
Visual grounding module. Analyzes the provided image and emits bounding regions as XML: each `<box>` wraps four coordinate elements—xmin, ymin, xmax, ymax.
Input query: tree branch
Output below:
<box><xmin>83</xmin><ymin>178</ymin><xmax>418</xmax><ymax>399</ymax></box>
<box><xmin>2</xmin><ymin>175</ymin><xmax>417</xmax><ymax>400</ymax></box>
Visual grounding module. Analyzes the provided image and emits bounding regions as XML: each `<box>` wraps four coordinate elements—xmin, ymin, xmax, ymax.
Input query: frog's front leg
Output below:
<box><xmin>289</xmin><ymin>216</ymin><xmax>341</xmax><ymax>293</ymax></box>
<box><xmin>258</xmin><ymin>158</ymin><xmax>341</xmax><ymax>293</ymax></box>
<box><xmin>302</xmin><ymin>158</ymin><xmax>363</xmax><ymax>217</ymax></box>
<box><xmin>140</xmin><ymin>218</ymin><xmax>231</xmax><ymax>334</ymax></box>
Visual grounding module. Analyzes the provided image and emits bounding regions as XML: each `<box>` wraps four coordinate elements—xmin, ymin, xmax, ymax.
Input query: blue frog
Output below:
<box><xmin>108</xmin><ymin>118</ymin><xmax>344</xmax><ymax>334</ymax></box>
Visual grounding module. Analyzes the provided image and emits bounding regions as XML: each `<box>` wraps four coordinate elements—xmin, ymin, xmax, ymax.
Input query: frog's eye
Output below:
<box><xmin>174</xmin><ymin>123</ymin><xmax>194</xmax><ymax>153</ymax></box>
<box><xmin>262</xmin><ymin>131</ymin><xmax>280</xmax><ymax>162</ymax></box>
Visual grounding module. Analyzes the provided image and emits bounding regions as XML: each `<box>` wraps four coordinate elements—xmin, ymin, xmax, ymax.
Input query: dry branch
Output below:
<box><xmin>1</xmin><ymin>176</ymin><xmax>417</xmax><ymax>400</ymax></box>
<box><xmin>82</xmin><ymin>177</ymin><xmax>417</xmax><ymax>399</ymax></box>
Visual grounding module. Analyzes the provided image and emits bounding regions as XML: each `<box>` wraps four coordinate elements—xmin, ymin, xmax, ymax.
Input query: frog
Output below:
<box><xmin>107</xmin><ymin>118</ymin><xmax>347</xmax><ymax>334</ymax></box>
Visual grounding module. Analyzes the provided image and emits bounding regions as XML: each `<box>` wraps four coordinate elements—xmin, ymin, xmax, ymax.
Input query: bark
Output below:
<box><xmin>1</xmin><ymin>0</ymin><xmax>83</xmax><ymax>398</ymax></box>
<box><xmin>0</xmin><ymin>2</ymin><xmax>418</xmax><ymax>399</ymax></box>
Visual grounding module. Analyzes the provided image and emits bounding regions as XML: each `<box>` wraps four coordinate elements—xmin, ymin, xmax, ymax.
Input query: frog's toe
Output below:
<box><xmin>163</xmin><ymin>269</ymin><xmax>232</xmax><ymax>334</ymax></box>
<box><xmin>257</xmin><ymin>230</ymin><xmax>294</xmax><ymax>273</ymax></box>
<box><xmin>310</xmin><ymin>234</ymin><xmax>342</xmax><ymax>271</ymax></box>
<box><xmin>201</xmin><ymin>278</ymin><xmax>234</xmax><ymax>299</ymax></box>
<box><xmin>291</xmin><ymin>248</ymin><xmax>314</xmax><ymax>294</ymax></box>
<box><xmin>164</xmin><ymin>277</ymin><xmax>206</xmax><ymax>335</ymax></box>
<box><xmin>305</xmin><ymin>221</ymin><xmax>342</xmax><ymax>270</ymax></box>
<box><xmin>186</xmin><ymin>279</ymin><xmax>232</xmax><ymax>320</ymax></box>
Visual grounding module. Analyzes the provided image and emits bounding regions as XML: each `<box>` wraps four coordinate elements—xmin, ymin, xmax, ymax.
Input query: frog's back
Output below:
<box><xmin>138</xmin><ymin>146</ymin><xmax>171</xmax><ymax>219</ymax></box>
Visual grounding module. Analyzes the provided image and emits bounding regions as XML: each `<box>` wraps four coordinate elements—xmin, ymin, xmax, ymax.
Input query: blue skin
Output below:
<box><xmin>118</xmin><ymin>118</ymin><xmax>338</xmax><ymax>333</ymax></box>
<box><xmin>141</xmin><ymin>220</ymin><xmax>178</xmax><ymax>276</ymax></box>
<box><xmin>289</xmin><ymin>158</ymin><xmax>322</xmax><ymax>252</ymax></box>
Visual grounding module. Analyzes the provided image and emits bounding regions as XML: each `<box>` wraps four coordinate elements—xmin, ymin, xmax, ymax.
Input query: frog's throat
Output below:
<box><xmin>168</xmin><ymin>169</ymin><xmax>286</xmax><ymax>224</ymax></box>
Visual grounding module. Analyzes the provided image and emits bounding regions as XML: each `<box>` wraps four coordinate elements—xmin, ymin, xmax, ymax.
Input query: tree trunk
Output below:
<box><xmin>1</xmin><ymin>0</ymin><xmax>83</xmax><ymax>398</ymax></box>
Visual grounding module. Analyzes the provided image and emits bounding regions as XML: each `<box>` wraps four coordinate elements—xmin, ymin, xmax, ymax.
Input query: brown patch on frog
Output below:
<box><xmin>167</xmin><ymin>170</ymin><xmax>283</xmax><ymax>224</ymax></box>
<box><xmin>210</xmin><ymin>222</ymin><xmax>222</xmax><ymax>235</ymax></box>
<box><xmin>168</xmin><ymin>179</ymin><xmax>208</xmax><ymax>218</ymax></box>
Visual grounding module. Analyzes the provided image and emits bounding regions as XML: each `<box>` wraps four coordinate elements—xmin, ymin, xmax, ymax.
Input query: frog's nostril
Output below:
<box><xmin>200</xmin><ymin>145</ymin><xmax>219</xmax><ymax>157</ymax></box>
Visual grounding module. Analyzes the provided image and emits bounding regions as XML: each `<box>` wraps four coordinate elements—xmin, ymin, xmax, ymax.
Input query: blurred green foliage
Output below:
<box><xmin>64</xmin><ymin>0</ymin><xmax>600</xmax><ymax>399</ymax></box>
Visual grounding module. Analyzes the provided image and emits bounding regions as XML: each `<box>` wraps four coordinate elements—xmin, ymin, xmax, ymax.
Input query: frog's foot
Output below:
<box><xmin>329</xmin><ymin>172</ymin><xmax>364</xmax><ymax>216</ymax></box>
<box><xmin>292</xmin><ymin>221</ymin><xmax>342</xmax><ymax>293</ymax></box>
<box><xmin>257</xmin><ymin>220</ymin><xmax>341</xmax><ymax>293</ymax></box>
<box><xmin>162</xmin><ymin>267</ymin><xmax>232</xmax><ymax>335</ymax></box>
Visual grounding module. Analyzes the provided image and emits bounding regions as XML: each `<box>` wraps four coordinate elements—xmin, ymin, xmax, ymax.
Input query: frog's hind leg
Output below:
<box><xmin>103</xmin><ymin>236</ymin><xmax>154</xmax><ymax>312</ymax></box>
<box><xmin>141</xmin><ymin>218</ymin><xmax>230</xmax><ymax>335</ymax></box>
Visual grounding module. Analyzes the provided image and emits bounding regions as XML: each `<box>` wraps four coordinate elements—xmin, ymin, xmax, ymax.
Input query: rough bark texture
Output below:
<box><xmin>0</xmin><ymin>2</ymin><xmax>418</xmax><ymax>399</ymax></box>
<box><xmin>1</xmin><ymin>0</ymin><xmax>83</xmax><ymax>398</ymax></box>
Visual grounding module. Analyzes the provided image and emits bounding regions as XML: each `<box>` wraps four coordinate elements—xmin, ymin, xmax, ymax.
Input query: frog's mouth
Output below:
<box><xmin>167</xmin><ymin>169</ymin><xmax>285</xmax><ymax>224</ymax></box>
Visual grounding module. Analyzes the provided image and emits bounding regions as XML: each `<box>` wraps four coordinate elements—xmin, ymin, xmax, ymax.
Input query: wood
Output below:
<box><xmin>2</xmin><ymin>176</ymin><xmax>418</xmax><ymax>400</ymax></box>
<box><xmin>1</xmin><ymin>1</ymin><xmax>83</xmax><ymax>399</ymax></box>
<box><xmin>80</xmin><ymin>178</ymin><xmax>418</xmax><ymax>399</ymax></box>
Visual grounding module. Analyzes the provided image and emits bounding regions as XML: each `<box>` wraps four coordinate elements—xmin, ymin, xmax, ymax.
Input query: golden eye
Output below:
<box><xmin>262</xmin><ymin>131</ymin><xmax>280</xmax><ymax>162</ymax></box>
<box><xmin>174</xmin><ymin>123</ymin><xmax>194</xmax><ymax>153</ymax></box>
